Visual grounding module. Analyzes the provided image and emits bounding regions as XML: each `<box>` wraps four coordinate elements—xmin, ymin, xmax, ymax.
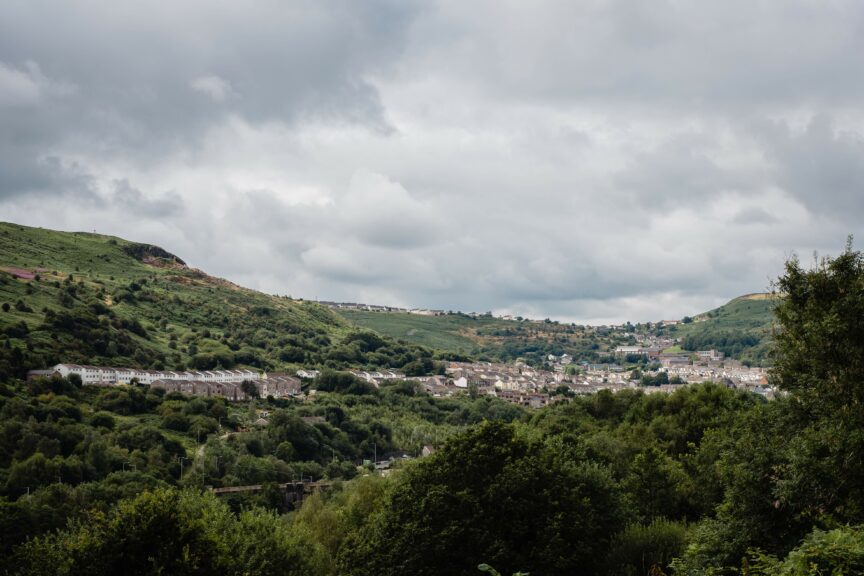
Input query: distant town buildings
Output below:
<box><xmin>27</xmin><ymin>363</ymin><xmax>302</xmax><ymax>401</ymax></box>
<box><xmin>317</xmin><ymin>301</ymin><xmax>446</xmax><ymax>316</ymax></box>
<box><xmin>32</xmin><ymin>364</ymin><xmax>259</xmax><ymax>386</ymax></box>
<box><xmin>28</xmin><ymin>349</ymin><xmax>772</xmax><ymax>405</ymax></box>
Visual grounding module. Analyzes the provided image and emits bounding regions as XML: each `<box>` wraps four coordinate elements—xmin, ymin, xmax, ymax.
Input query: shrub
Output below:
<box><xmin>605</xmin><ymin>519</ymin><xmax>687</xmax><ymax>576</ymax></box>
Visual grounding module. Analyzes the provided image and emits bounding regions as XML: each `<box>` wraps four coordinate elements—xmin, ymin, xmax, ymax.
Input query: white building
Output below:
<box><xmin>46</xmin><ymin>364</ymin><xmax>260</xmax><ymax>386</ymax></box>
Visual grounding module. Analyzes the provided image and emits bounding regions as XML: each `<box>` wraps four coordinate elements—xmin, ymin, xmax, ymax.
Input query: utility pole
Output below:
<box><xmin>373</xmin><ymin>442</ymin><xmax>377</xmax><ymax>467</ymax></box>
<box><xmin>178</xmin><ymin>456</ymin><xmax>189</xmax><ymax>479</ymax></box>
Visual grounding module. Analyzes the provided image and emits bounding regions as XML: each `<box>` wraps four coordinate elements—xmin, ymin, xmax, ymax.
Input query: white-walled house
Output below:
<box><xmin>41</xmin><ymin>364</ymin><xmax>261</xmax><ymax>386</ymax></box>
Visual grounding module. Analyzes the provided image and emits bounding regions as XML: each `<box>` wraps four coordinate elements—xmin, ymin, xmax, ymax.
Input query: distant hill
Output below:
<box><xmin>0</xmin><ymin>223</ymin><xmax>438</xmax><ymax>379</ymax></box>
<box><xmin>340</xmin><ymin>293</ymin><xmax>780</xmax><ymax>366</ymax></box>
<box><xmin>671</xmin><ymin>293</ymin><xmax>778</xmax><ymax>365</ymax></box>
<box><xmin>339</xmin><ymin>310</ymin><xmax>622</xmax><ymax>366</ymax></box>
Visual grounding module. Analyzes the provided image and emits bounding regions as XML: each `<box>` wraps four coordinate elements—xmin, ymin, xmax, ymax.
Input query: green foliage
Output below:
<box><xmin>0</xmin><ymin>222</ymin><xmax>439</xmax><ymax>378</ymax></box>
<box><xmin>674</xmin><ymin>242</ymin><xmax>864</xmax><ymax>573</ymax></box>
<box><xmin>11</xmin><ymin>488</ymin><xmax>314</xmax><ymax>576</ymax></box>
<box><xmin>605</xmin><ymin>519</ymin><xmax>687</xmax><ymax>576</ymax></box>
<box><xmin>339</xmin><ymin>421</ymin><xmax>628</xmax><ymax>576</ymax></box>
<box><xmin>314</xmin><ymin>370</ymin><xmax>375</xmax><ymax>395</ymax></box>
<box><xmin>623</xmin><ymin>448</ymin><xmax>691</xmax><ymax>522</ymax></box>
<box><xmin>747</xmin><ymin>525</ymin><xmax>864</xmax><ymax>576</ymax></box>
<box><xmin>773</xmin><ymin>241</ymin><xmax>864</xmax><ymax>412</ymax></box>
<box><xmin>5</xmin><ymin>225</ymin><xmax>864</xmax><ymax>576</ymax></box>
<box><xmin>673</xmin><ymin>295</ymin><xmax>777</xmax><ymax>365</ymax></box>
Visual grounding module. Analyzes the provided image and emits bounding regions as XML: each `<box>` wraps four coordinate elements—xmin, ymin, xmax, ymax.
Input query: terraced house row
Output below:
<box><xmin>27</xmin><ymin>363</ymin><xmax>261</xmax><ymax>385</ymax></box>
<box><xmin>26</xmin><ymin>363</ymin><xmax>303</xmax><ymax>401</ymax></box>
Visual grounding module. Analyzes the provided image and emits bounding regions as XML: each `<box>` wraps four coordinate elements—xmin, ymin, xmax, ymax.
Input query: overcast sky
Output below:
<box><xmin>2</xmin><ymin>0</ymin><xmax>863</xmax><ymax>323</ymax></box>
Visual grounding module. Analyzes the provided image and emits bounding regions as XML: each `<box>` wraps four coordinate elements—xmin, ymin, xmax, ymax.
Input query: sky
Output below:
<box><xmin>2</xmin><ymin>0</ymin><xmax>864</xmax><ymax>324</ymax></box>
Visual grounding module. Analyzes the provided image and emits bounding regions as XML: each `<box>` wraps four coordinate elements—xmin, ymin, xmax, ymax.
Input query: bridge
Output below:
<box><xmin>209</xmin><ymin>480</ymin><xmax>334</xmax><ymax>503</ymax></box>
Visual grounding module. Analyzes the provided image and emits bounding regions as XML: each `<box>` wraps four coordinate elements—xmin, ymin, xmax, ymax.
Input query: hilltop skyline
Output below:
<box><xmin>2</xmin><ymin>1</ymin><xmax>864</xmax><ymax>323</ymax></box>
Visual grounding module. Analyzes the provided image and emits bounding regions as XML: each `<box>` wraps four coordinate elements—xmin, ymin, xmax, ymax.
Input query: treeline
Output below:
<box><xmin>680</xmin><ymin>329</ymin><xmax>769</xmax><ymax>364</ymax></box>
<box><xmin>0</xmin><ymin>370</ymin><xmax>526</xmax><ymax>560</ymax></box>
<box><xmin>5</xmin><ymin>372</ymin><xmax>864</xmax><ymax>574</ymax></box>
<box><xmin>2</xmin><ymin>379</ymin><xmax>757</xmax><ymax>575</ymax></box>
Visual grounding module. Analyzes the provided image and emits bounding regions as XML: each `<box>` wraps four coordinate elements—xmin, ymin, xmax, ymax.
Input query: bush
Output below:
<box><xmin>605</xmin><ymin>519</ymin><xmax>687</xmax><ymax>576</ymax></box>
<box><xmin>748</xmin><ymin>525</ymin><xmax>864</xmax><ymax>575</ymax></box>
<box><xmin>162</xmin><ymin>413</ymin><xmax>191</xmax><ymax>432</ymax></box>
<box><xmin>314</xmin><ymin>371</ymin><xmax>375</xmax><ymax>395</ymax></box>
<box><xmin>90</xmin><ymin>411</ymin><xmax>116</xmax><ymax>430</ymax></box>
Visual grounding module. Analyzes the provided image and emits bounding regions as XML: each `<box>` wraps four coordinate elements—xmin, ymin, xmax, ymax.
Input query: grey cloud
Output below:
<box><xmin>406</xmin><ymin>0</ymin><xmax>864</xmax><ymax>110</ymax></box>
<box><xmin>0</xmin><ymin>0</ymin><xmax>417</xmax><ymax>177</ymax></box>
<box><xmin>615</xmin><ymin>132</ymin><xmax>742</xmax><ymax>208</ymax></box>
<box><xmin>732</xmin><ymin>207</ymin><xmax>779</xmax><ymax>226</ymax></box>
<box><xmin>111</xmin><ymin>179</ymin><xmax>184</xmax><ymax>218</ymax></box>
<box><xmin>2</xmin><ymin>0</ymin><xmax>864</xmax><ymax>323</ymax></box>
<box><xmin>753</xmin><ymin>115</ymin><xmax>864</xmax><ymax>222</ymax></box>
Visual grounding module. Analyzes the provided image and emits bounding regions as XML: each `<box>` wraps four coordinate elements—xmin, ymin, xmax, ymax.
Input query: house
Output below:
<box><xmin>261</xmin><ymin>373</ymin><xmax>302</xmax><ymax>397</ymax></box>
<box><xmin>26</xmin><ymin>369</ymin><xmax>58</xmax><ymax>381</ymax></box>
<box><xmin>44</xmin><ymin>364</ymin><xmax>262</xmax><ymax>387</ymax></box>
<box><xmin>697</xmin><ymin>349</ymin><xmax>725</xmax><ymax>362</ymax></box>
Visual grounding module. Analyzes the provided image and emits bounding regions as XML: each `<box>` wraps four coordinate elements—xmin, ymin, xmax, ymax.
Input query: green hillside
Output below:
<box><xmin>341</xmin><ymin>293</ymin><xmax>780</xmax><ymax>366</ymax></box>
<box><xmin>671</xmin><ymin>293</ymin><xmax>779</xmax><ymax>365</ymax></box>
<box><xmin>338</xmin><ymin>309</ymin><xmax>626</xmax><ymax>365</ymax></box>
<box><xmin>338</xmin><ymin>310</ymin><xmax>496</xmax><ymax>353</ymax></box>
<box><xmin>0</xmin><ymin>222</ymin><xmax>438</xmax><ymax>378</ymax></box>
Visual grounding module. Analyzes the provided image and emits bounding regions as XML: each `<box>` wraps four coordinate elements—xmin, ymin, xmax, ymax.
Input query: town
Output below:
<box><xmin>28</xmin><ymin>351</ymin><xmax>774</xmax><ymax>407</ymax></box>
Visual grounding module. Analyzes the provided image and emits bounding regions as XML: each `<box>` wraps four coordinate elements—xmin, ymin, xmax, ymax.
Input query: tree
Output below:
<box><xmin>773</xmin><ymin>238</ymin><xmax>864</xmax><ymax>413</ymax></box>
<box><xmin>11</xmin><ymin>488</ymin><xmax>314</xmax><ymax>576</ymax></box>
<box><xmin>340</xmin><ymin>422</ymin><xmax>626</xmax><ymax>576</ymax></box>
<box><xmin>677</xmin><ymin>240</ymin><xmax>864</xmax><ymax>571</ymax></box>
<box><xmin>241</xmin><ymin>380</ymin><xmax>260</xmax><ymax>399</ymax></box>
<box><xmin>623</xmin><ymin>447</ymin><xmax>691</xmax><ymax>522</ymax></box>
<box><xmin>747</xmin><ymin>525</ymin><xmax>864</xmax><ymax>575</ymax></box>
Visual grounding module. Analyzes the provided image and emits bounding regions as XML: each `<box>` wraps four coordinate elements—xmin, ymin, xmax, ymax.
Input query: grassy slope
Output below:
<box><xmin>341</xmin><ymin>294</ymin><xmax>780</xmax><ymax>364</ymax></box>
<box><xmin>338</xmin><ymin>310</ymin><xmax>620</xmax><ymax>364</ymax></box>
<box><xmin>338</xmin><ymin>310</ymin><xmax>494</xmax><ymax>353</ymax></box>
<box><xmin>0</xmin><ymin>222</ymin><xmax>352</xmax><ymax>373</ymax></box>
<box><xmin>670</xmin><ymin>293</ymin><xmax>778</xmax><ymax>363</ymax></box>
<box><xmin>0</xmin><ymin>222</ymin><xmax>779</xmax><ymax>370</ymax></box>
<box><xmin>675</xmin><ymin>293</ymin><xmax>777</xmax><ymax>336</ymax></box>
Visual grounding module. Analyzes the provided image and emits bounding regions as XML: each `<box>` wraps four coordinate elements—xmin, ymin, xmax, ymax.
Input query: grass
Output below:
<box><xmin>679</xmin><ymin>294</ymin><xmax>778</xmax><ymax>335</ymax></box>
<box><xmin>0</xmin><ymin>221</ymin><xmax>781</xmax><ymax>369</ymax></box>
<box><xmin>338</xmin><ymin>309</ymin><xmax>623</xmax><ymax>364</ymax></box>
<box><xmin>0</xmin><ymin>221</ymin><xmax>351</xmax><ymax>373</ymax></box>
<box><xmin>338</xmin><ymin>310</ymin><xmax>492</xmax><ymax>353</ymax></box>
<box><xmin>670</xmin><ymin>294</ymin><xmax>779</xmax><ymax>365</ymax></box>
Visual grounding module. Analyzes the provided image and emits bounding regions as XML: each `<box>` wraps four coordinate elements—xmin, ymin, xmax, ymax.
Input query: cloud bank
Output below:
<box><xmin>2</xmin><ymin>0</ymin><xmax>863</xmax><ymax>323</ymax></box>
